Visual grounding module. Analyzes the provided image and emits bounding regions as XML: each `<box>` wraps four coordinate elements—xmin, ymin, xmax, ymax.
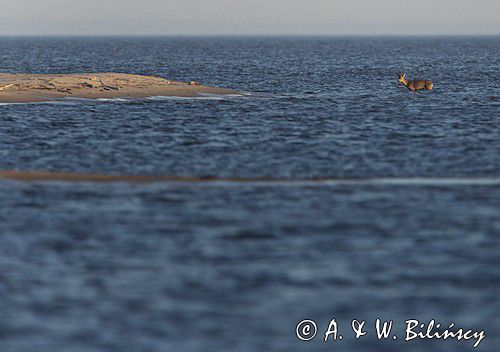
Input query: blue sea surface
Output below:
<box><xmin>0</xmin><ymin>36</ymin><xmax>499</xmax><ymax>352</ymax></box>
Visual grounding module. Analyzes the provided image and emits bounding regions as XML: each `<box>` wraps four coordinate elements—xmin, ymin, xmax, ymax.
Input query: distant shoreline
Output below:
<box><xmin>2</xmin><ymin>171</ymin><xmax>500</xmax><ymax>186</ymax></box>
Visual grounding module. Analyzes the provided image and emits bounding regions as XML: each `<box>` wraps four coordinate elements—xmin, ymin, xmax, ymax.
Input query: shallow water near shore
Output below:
<box><xmin>0</xmin><ymin>36</ymin><xmax>499</xmax><ymax>352</ymax></box>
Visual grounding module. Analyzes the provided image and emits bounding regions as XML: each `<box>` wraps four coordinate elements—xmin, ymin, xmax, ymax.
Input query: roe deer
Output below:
<box><xmin>398</xmin><ymin>73</ymin><xmax>433</xmax><ymax>91</ymax></box>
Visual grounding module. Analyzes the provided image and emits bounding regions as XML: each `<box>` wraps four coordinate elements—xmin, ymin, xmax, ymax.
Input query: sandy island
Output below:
<box><xmin>0</xmin><ymin>73</ymin><xmax>237</xmax><ymax>103</ymax></box>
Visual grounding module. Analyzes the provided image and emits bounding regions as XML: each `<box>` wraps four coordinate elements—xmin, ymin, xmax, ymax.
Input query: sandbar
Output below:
<box><xmin>0</xmin><ymin>73</ymin><xmax>237</xmax><ymax>103</ymax></box>
<box><xmin>0</xmin><ymin>170</ymin><xmax>313</xmax><ymax>184</ymax></box>
<box><xmin>0</xmin><ymin>170</ymin><xmax>297</xmax><ymax>184</ymax></box>
<box><xmin>1</xmin><ymin>171</ymin><xmax>500</xmax><ymax>186</ymax></box>
<box><xmin>0</xmin><ymin>170</ymin><xmax>220</xmax><ymax>183</ymax></box>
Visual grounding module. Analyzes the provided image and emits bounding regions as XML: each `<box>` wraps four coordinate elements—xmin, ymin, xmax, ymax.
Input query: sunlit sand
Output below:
<box><xmin>0</xmin><ymin>73</ymin><xmax>236</xmax><ymax>103</ymax></box>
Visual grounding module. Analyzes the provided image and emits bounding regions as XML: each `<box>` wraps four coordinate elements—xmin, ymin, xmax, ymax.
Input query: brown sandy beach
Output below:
<box><xmin>0</xmin><ymin>73</ymin><xmax>237</xmax><ymax>103</ymax></box>
<box><xmin>0</xmin><ymin>170</ymin><xmax>216</xmax><ymax>183</ymax></box>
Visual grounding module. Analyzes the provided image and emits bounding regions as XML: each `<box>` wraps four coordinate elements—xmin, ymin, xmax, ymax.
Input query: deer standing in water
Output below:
<box><xmin>398</xmin><ymin>73</ymin><xmax>433</xmax><ymax>91</ymax></box>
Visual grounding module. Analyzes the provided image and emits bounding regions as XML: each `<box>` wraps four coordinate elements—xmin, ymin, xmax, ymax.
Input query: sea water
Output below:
<box><xmin>0</xmin><ymin>36</ymin><xmax>498</xmax><ymax>352</ymax></box>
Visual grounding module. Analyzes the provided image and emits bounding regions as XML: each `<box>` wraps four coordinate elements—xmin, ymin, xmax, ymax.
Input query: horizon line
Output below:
<box><xmin>0</xmin><ymin>33</ymin><xmax>499</xmax><ymax>38</ymax></box>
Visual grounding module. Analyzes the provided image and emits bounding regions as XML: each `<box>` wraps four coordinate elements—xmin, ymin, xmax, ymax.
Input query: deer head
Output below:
<box><xmin>398</xmin><ymin>73</ymin><xmax>406</xmax><ymax>83</ymax></box>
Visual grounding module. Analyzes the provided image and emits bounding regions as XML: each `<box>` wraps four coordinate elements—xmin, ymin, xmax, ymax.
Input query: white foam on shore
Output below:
<box><xmin>311</xmin><ymin>177</ymin><xmax>500</xmax><ymax>186</ymax></box>
<box><xmin>1</xmin><ymin>93</ymin><xmax>251</xmax><ymax>106</ymax></box>
<box><xmin>146</xmin><ymin>96</ymin><xmax>223</xmax><ymax>101</ymax></box>
<box><xmin>174</xmin><ymin>178</ymin><xmax>500</xmax><ymax>187</ymax></box>
<box><xmin>0</xmin><ymin>101</ymin><xmax>63</xmax><ymax>106</ymax></box>
<box><xmin>154</xmin><ymin>177</ymin><xmax>500</xmax><ymax>187</ymax></box>
<box><xmin>64</xmin><ymin>97</ymin><xmax>128</xmax><ymax>103</ymax></box>
<box><xmin>96</xmin><ymin>98</ymin><xmax>129</xmax><ymax>102</ymax></box>
<box><xmin>147</xmin><ymin>93</ymin><xmax>247</xmax><ymax>101</ymax></box>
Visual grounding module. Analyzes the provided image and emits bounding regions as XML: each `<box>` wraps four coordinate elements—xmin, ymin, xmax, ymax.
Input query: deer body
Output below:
<box><xmin>398</xmin><ymin>73</ymin><xmax>433</xmax><ymax>91</ymax></box>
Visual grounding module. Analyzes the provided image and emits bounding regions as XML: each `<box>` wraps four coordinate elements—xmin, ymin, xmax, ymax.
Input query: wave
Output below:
<box><xmin>0</xmin><ymin>101</ymin><xmax>51</xmax><ymax>106</ymax></box>
<box><xmin>0</xmin><ymin>92</ymin><xmax>252</xmax><ymax>106</ymax></box>
<box><xmin>147</xmin><ymin>93</ymin><xmax>248</xmax><ymax>101</ymax></box>
<box><xmin>96</xmin><ymin>98</ymin><xmax>130</xmax><ymax>102</ymax></box>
